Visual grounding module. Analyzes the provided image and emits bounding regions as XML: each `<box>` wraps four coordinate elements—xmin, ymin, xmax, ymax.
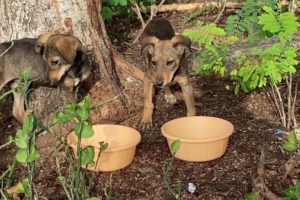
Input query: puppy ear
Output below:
<box><xmin>55</xmin><ymin>36</ymin><xmax>84</xmax><ymax>64</ymax></box>
<box><xmin>141</xmin><ymin>36</ymin><xmax>159</xmax><ymax>67</ymax></box>
<box><xmin>35</xmin><ymin>32</ymin><xmax>54</xmax><ymax>54</ymax></box>
<box><xmin>171</xmin><ymin>35</ymin><xmax>191</xmax><ymax>58</ymax></box>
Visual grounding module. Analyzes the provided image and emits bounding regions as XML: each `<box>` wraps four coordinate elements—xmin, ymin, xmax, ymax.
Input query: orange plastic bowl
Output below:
<box><xmin>67</xmin><ymin>124</ymin><xmax>141</xmax><ymax>172</ymax></box>
<box><xmin>161</xmin><ymin>116</ymin><xmax>234</xmax><ymax>162</ymax></box>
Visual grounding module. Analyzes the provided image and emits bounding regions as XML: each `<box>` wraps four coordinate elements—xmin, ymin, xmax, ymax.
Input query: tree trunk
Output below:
<box><xmin>0</xmin><ymin>0</ymin><xmax>144</xmax><ymax>125</ymax></box>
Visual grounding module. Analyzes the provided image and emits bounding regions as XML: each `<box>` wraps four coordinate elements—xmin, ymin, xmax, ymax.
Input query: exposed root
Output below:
<box><xmin>284</xmin><ymin>154</ymin><xmax>300</xmax><ymax>178</ymax></box>
<box><xmin>112</xmin><ymin>48</ymin><xmax>145</xmax><ymax>81</ymax></box>
<box><xmin>252</xmin><ymin>148</ymin><xmax>280</xmax><ymax>200</ymax></box>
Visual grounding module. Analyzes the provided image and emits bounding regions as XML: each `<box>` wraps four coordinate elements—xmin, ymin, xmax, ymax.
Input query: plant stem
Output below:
<box><xmin>0</xmin><ymin>140</ymin><xmax>13</xmax><ymax>150</ymax></box>
<box><xmin>163</xmin><ymin>158</ymin><xmax>178</xmax><ymax>198</ymax></box>
<box><xmin>5</xmin><ymin>158</ymin><xmax>17</xmax><ymax>189</ymax></box>
<box><xmin>286</xmin><ymin>74</ymin><xmax>292</xmax><ymax>130</ymax></box>
<box><xmin>0</xmin><ymin>90</ymin><xmax>14</xmax><ymax>101</ymax></box>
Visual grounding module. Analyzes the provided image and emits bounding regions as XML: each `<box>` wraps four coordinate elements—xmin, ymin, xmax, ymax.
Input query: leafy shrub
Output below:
<box><xmin>101</xmin><ymin>0</ymin><xmax>157</xmax><ymax>22</ymax></box>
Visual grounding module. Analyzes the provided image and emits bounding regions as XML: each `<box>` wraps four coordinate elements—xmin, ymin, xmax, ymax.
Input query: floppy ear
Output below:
<box><xmin>141</xmin><ymin>36</ymin><xmax>159</xmax><ymax>67</ymax></box>
<box><xmin>35</xmin><ymin>32</ymin><xmax>55</xmax><ymax>54</ymax></box>
<box><xmin>171</xmin><ymin>35</ymin><xmax>191</xmax><ymax>58</ymax></box>
<box><xmin>55</xmin><ymin>36</ymin><xmax>84</xmax><ymax>64</ymax></box>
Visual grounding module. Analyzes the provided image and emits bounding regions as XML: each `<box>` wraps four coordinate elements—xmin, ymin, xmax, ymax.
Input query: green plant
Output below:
<box><xmin>244</xmin><ymin>181</ymin><xmax>300</xmax><ymax>199</ymax></box>
<box><xmin>162</xmin><ymin>140</ymin><xmax>184</xmax><ymax>200</ymax></box>
<box><xmin>283</xmin><ymin>181</ymin><xmax>300</xmax><ymax>200</ymax></box>
<box><xmin>282</xmin><ymin>130</ymin><xmax>298</xmax><ymax>152</ymax></box>
<box><xmin>243</xmin><ymin>192</ymin><xmax>259</xmax><ymax>200</ymax></box>
<box><xmin>183</xmin><ymin>3</ymin><xmax>299</xmax><ymax>130</ymax></box>
<box><xmin>225</xmin><ymin>0</ymin><xmax>277</xmax><ymax>43</ymax></box>
<box><xmin>101</xmin><ymin>0</ymin><xmax>157</xmax><ymax>22</ymax></box>
<box><xmin>54</xmin><ymin>96</ymin><xmax>107</xmax><ymax>200</ymax></box>
<box><xmin>0</xmin><ymin>70</ymin><xmax>31</xmax><ymax>101</ymax></box>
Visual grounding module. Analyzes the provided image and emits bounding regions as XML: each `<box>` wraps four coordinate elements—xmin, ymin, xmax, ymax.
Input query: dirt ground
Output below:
<box><xmin>1</xmin><ymin>2</ymin><xmax>300</xmax><ymax>200</ymax></box>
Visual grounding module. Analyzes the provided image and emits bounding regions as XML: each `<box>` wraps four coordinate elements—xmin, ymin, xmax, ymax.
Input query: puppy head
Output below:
<box><xmin>36</xmin><ymin>33</ymin><xmax>84</xmax><ymax>84</ymax></box>
<box><xmin>35</xmin><ymin>32</ymin><xmax>55</xmax><ymax>54</ymax></box>
<box><xmin>142</xmin><ymin>35</ymin><xmax>191</xmax><ymax>87</ymax></box>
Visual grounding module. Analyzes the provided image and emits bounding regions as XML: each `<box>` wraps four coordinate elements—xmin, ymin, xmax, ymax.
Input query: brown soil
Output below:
<box><xmin>1</xmin><ymin>3</ymin><xmax>299</xmax><ymax>200</ymax></box>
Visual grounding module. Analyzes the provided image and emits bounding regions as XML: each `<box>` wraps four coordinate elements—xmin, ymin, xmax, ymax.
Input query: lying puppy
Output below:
<box><xmin>0</xmin><ymin>34</ymin><xmax>91</xmax><ymax>123</ymax></box>
<box><xmin>140</xmin><ymin>18</ymin><xmax>196</xmax><ymax>130</ymax></box>
<box><xmin>0</xmin><ymin>38</ymin><xmax>49</xmax><ymax>123</ymax></box>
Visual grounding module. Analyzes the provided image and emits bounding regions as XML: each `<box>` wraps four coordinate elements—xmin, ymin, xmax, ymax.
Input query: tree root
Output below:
<box><xmin>252</xmin><ymin>148</ymin><xmax>280</xmax><ymax>200</ymax></box>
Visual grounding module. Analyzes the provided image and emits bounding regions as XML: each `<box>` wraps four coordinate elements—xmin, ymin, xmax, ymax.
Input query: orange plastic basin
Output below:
<box><xmin>67</xmin><ymin>124</ymin><xmax>141</xmax><ymax>172</ymax></box>
<box><xmin>161</xmin><ymin>116</ymin><xmax>234</xmax><ymax>162</ymax></box>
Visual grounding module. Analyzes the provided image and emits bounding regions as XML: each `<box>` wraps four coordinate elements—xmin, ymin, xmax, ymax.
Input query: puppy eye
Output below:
<box><xmin>151</xmin><ymin>60</ymin><xmax>157</xmax><ymax>66</ymax></box>
<box><xmin>167</xmin><ymin>60</ymin><xmax>175</xmax><ymax>66</ymax></box>
<box><xmin>51</xmin><ymin>60</ymin><xmax>59</xmax><ymax>65</ymax></box>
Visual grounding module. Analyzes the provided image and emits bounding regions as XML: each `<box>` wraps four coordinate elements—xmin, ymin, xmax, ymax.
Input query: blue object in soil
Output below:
<box><xmin>274</xmin><ymin>129</ymin><xmax>285</xmax><ymax>137</ymax></box>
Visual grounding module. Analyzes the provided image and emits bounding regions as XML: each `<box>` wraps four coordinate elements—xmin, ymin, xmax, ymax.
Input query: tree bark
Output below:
<box><xmin>0</xmin><ymin>0</ymin><xmax>144</xmax><ymax>125</ymax></box>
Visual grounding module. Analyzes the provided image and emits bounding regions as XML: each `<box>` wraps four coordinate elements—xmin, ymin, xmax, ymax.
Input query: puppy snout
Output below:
<box><xmin>155</xmin><ymin>79</ymin><xmax>164</xmax><ymax>87</ymax></box>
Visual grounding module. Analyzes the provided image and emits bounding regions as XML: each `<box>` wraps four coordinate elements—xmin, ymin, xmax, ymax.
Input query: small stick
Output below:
<box><xmin>0</xmin><ymin>41</ymin><xmax>14</xmax><ymax>57</ymax></box>
<box><xmin>214</xmin><ymin>0</ymin><xmax>227</xmax><ymax>24</ymax></box>
<box><xmin>132</xmin><ymin>0</ymin><xmax>146</xmax><ymax>28</ymax></box>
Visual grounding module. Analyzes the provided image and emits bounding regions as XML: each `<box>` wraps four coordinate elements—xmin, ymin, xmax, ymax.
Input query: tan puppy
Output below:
<box><xmin>140</xmin><ymin>18</ymin><xmax>196</xmax><ymax>130</ymax></box>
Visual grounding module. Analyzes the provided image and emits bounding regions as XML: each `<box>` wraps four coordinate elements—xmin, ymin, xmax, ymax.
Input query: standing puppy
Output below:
<box><xmin>140</xmin><ymin>18</ymin><xmax>196</xmax><ymax>130</ymax></box>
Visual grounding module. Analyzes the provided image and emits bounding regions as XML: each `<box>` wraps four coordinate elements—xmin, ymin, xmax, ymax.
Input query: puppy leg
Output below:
<box><xmin>175</xmin><ymin>75</ymin><xmax>196</xmax><ymax>116</ymax></box>
<box><xmin>12</xmin><ymin>92</ymin><xmax>26</xmax><ymax>123</ymax></box>
<box><xmin>140</xmin><ymin>75</ymin><xmax>154</xmax><ymax>130</ymax></box>
<box><xmin>164</xmin><ymin>86</ymin><xmax>177</xmax><ymax>104</ymax></box>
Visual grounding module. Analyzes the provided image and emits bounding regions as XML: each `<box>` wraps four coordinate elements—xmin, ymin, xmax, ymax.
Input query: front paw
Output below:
<box><xmin>164</xmin><ymin>93</ymin><xmax>177</xmax><ymax>104</ymax></box>
<box><xmin>139</xmin><ymin>119</ymin><xmax>153</xmax><ymax>130</ymax></box>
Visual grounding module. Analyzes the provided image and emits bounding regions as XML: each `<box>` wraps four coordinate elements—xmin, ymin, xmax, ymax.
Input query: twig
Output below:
<box><xmin>291</xmin><ymin>80</ymin><xmax>298</xmax><ymax>129</ymax></box>
<box><xmin>270</xmin><ymin>84</ymin><xmax>285</xmax><ymax>127</ymax></box>
<box><xmin>132</xmin><ymin>0</ymin><xmax>146</xmax><ymax>28</ymax></box>
<box><xmin>0</xmin><ymin>41</ymin><xmax>14</xmax><ymax>57</ymax></box>
<box><xmin>132</xmin><ymin>0</ymin><xmax>166</xmax><ymax>44</ymax></box>
<box><xmin>214</xmin><ymin>0</ymin><xmax>227</xmax><ymax>24</ymax></box>
<box><xmin>286</xmin><ymin>74</ymin><xmax>292</xmax><ymax>130</ymax></box>
<box><xmin>274</xmin><ymin>84</ymin><xmax>287</xmax><ymax>128</ymax></box>
<box><xmin>153</xmin><ymin>2</ymin><xmax>241</xmax><ymax>12</ymax></box>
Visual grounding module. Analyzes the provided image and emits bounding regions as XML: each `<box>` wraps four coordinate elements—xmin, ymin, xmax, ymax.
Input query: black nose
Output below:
<box><xmin>156</xmin><ymin>79</ymin><xmax>164</xmax><ymax>87</ymax></box>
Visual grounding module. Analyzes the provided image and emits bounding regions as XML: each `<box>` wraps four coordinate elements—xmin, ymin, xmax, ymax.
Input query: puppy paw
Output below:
<box><xmin>164</xmin><ymin>93</ymin><xmax>177</xmax><ymax>104</ymax></box>
<box><xmin>139</xmin><ymin>120</ymin><xmax>153</xmax><ymax>130</ymax></box>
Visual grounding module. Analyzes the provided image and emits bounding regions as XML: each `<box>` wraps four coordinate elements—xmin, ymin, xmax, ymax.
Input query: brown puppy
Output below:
<box><xmin>35</xmin><ymin>33</ymin><xmax>91</xmax><ymax>88</ymax></box>
<box><xmin>0</xmin><ymin>38</ymin><xmax>49</xmax><ymax>123</ymax></box>
<box><xmin>140</xmin><ymin>18</ymin><xmax>196</xmax><ymax>130</ymax></box>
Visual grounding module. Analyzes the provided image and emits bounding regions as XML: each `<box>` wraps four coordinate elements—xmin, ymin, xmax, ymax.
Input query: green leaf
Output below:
<box><xmin>57</xmin><ymin>176</ymin><xmax>66</xmax><ymax>184</ymax></box>
<box><xmin>86</xmin><ymin>197</ymin><xmax>101</xmax><ymax>200</ymax></box>
<box><xmin>283</xmin><ymin>181</ymin><xmax>300</xmax><ymax>198</ymax></box>
<box><xmin>16</xmin><ymin>149</ymin><xmax>28</xmax><ymax>163</ymax></box>
<box><xmin>80</xmin><ymin>146</ymin><xmax>95</xmax><ymax>166</ymax></box>
<box><xmin>26</xmin><ymin>144</ymin><xmax>39</xmax><ymax>162</ymax></box>
<box><xmin>53</xmin><ymin>111</ymin><xmax>75</xmax><ymax>124</ymax></box>
<box><xmin>286</xmin><ymin>130</ymin><xmax>298</xmax><ymax>145</ymax></box>
<box><xmin>244</xmin><ymin>192</ymin><xmax>259</xmax><ymax>200</ymax></box>
<box><xmin>66</xmin><ymin>103</ymin><xmax>76</xmax><ymax>112</ymax></box>
<box><xmin>170</xmin><ymin>139</ymin><xmax>181</xmax><ymax>155</ymax></box>
<box><xmin>111</xmin><ymin>0</ymin><xmax>127</xmax><ymax>6</ymax></box>
<box><xmin>76</xmin><ymin>96</ymin><xmax>91</xmax><ymax>121</ymax></box>
<box><xmin>15</xmin><ymin>129</ymin><xmax>28</xmax><ymax>149</ymax></box>
<box><xmin>22</xmin><ymin>114</ymin><xmax>37</xmax><ymax>135</ymax></box>
<box><xmin>15</xmin><ymin>178</ymin><xmax>29</xmax><ymax>193</ymax></box>
<box><xmin>101</xmin><ymin>6</ymin><xmax>113</xmax><ymax>22</ymax></box>
<box><xmin>75</xmin><ymin>123</ymin><xmax>94</xmax><ymax>138</ymax></box>
<box><xmin>282</xmin><ymin>141</ymin><xmax>297</xmax><ymax>152</ymax></box>
<box><xmin>258</xmin><ymin>6</ymin><xmax>280</xmax><ymax>33</ymax></box>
